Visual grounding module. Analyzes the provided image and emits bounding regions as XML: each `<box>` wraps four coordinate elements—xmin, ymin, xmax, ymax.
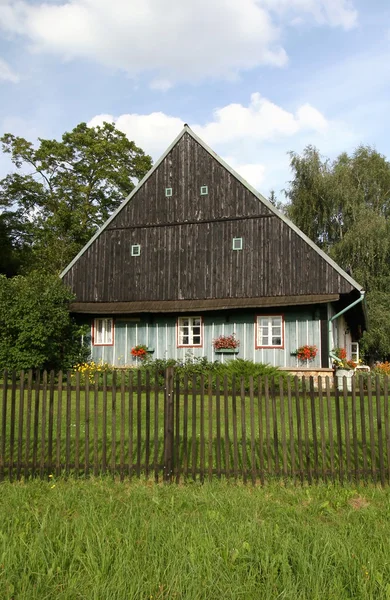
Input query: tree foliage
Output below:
<box><xmin>0</xmin><ymin>122</ymin><xmax>152</xmax><ymax>273</ymax></box>
<box><xmin>285</xmin><ymin>145</ymin><xmax>390</xmax><ymax>360</ymax></box>
<box><xmin>0</xmin><ymin>272</ymin><xmax>89</xmax><ymax>371</ymax></box>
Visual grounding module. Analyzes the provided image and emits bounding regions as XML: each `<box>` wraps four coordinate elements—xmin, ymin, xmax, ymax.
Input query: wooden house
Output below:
<box><xmin>60</xmin><ymin>126</ymin><xmax>367</xmax><ymax>373</ymax></box>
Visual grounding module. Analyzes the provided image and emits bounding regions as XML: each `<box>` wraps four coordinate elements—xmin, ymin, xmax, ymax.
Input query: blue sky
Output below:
<box><xmin>0</xmin><ymin>0</ymin><xmax>389</xmax><ymax>198</ymax></box>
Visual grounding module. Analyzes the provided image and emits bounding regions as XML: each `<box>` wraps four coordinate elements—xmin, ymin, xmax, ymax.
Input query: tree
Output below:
<box><xmin>0</xmin><ymin>122</ymin><xmax>152</xmax><ymax>273</ymax></box>
<box><xmin>0</xmin><ymin>272</ymin><xmax>89</xmax><ymax>371</ymax></box>
<box><xmin>285</xmin><ymin>145</ymin><xmax>390</xmax><ymax>361</ymax></box>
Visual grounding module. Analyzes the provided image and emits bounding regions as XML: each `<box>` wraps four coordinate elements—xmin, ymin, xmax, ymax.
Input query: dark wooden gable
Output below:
<box><xmin>62</xmin><ymin>130</ymin><xmax>357</xmax><ymax>304</ymax></box>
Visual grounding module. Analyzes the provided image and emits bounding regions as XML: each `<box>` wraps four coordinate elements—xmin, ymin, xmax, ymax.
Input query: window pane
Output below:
<box><xmin>272</xmin><ymin>317</ymin><xmax>281</xmax><ymax>327</ymax></box>
<box><xmin>272</xmin><ymin>336</ymin><xmax>281</xmax><ymax>346</ymax></box>
<box><xmin>105</xmin><ymin>319</ymin><xmax>112</xmax><ymax>344</ymax></box>
<box><xmin>193</xmin><ymin>335</ymin><xmax>201</xmax><ymax>345</ymax></box>
<box><xmin>96</xmin><ymin>319</ymin><xmax>103</xmax><ymax>344</ymax></box>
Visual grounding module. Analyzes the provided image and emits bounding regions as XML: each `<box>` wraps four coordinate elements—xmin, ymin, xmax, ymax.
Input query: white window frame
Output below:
<box><xmin>200</xmin><ymin>185</ymin><xmax>208</xmax><ymax>195</ymax></box>
<box><xmin>131</xmin><ymin>244</ymin><xmax>141</xmax><ymax>256</ymax></box>
<box><xmin>232</xmin><ymin>237</ymin><xmax>243</xmax><ymax>251</ymax></box>
<box><xmin>256</xmin><ymin>315</ymin><xmax>284</xmax><ymax>348</ymax></box>
<box><xmin>93</xmin><ymin>318</ymin><xmax>114</xmax><ymax>346</ymax></box>
<box><xmin>165</xmin><ymin>187</ymin><xmax>173</xmax><ymax>197</ymax></box>
<box><xmin>177</xmin><ymin>316</ymin><xmax>203</xmax><ymax>347</ymax></box>
<box><xmin>351</xmin><ymin>342</ymin><xmax>359</xmax><ymax>363</ymax></box>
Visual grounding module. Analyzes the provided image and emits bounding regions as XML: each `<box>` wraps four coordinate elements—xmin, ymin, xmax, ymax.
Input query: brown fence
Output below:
<box><xmin>1</xmin><ymin>368</ymin><xmax>389</xmax><ymax>485</ymax></box>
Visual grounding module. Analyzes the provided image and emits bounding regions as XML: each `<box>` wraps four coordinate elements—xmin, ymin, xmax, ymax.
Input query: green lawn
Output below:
<box><xmin>1</xmin><ymin>372</ymin><xmax>389</xmax><ymax>484</ymax></box>
<box><xmin>0</xmin><ymin>478</ymin><xmax>390</xmax><ymax>599</ymax></box>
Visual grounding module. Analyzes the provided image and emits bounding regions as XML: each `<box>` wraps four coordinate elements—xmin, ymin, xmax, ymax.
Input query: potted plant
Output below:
<box><xmin>212</xmin><ymin>334</ymin><xmax>240</xmax><ymax>354</ymax></box>
<box><xmin>293</xmin><ymin>345</ymin><xmax>318</xmax><ymax>362</ymax></box>
<box><xmin>131</xmin><ymin>344</ymin><xmax>150</xmax><ymax>360</ymax></box>
<box><xmin>333</xmin><ymin>347</ymin><xmax>356</xmax><ymax>390</ymax></box>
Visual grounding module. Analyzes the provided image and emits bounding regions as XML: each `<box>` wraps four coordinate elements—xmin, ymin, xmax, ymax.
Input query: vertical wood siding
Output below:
<box><xmin>88</xmin><ymin>307</ymin><xmax>323</xmax><ymax>368</ymax></box>
<box><xmin>63</xmin><ymin>133</ymin><xmax>354</xmax><ymax>303</ymax></box>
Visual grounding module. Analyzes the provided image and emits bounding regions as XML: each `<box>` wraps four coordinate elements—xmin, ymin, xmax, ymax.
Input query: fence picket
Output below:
<box><xmin>343</xmin><ymin>376</ymin><xmax>351</xmax><ymax>482</ymax></box>
<box><xmin>359</xmin><ymin>375</ymin><xmax>368</xmax><ymax>480</ymax></box>
<box><xmin>367</xmin><ymin>377</ymin><xmax>377</xmax><ymax>483</ymax></box>
<box><xmin>257</xmin><ymin>377</ymin><xmax>265</xmax><ymax>486</ymax></box>
<box><xmin>16</xmin><ymin>370</ymin><xmax>25</xmax><ymax>480</ymax></box>
<box><xmin>55</xmin><ymin>371</ymin><xmax>62</xmax><ymax>478</ymax></box>
<box><xmin>249</xmin><ymin>376</ymin><xmax>256</xmax><ymax>485</ymax></box>
<box><xmin>351</xmin><ymin>376</ymin><xmax>359</xmax><ymax>481</ymax></box>
<box><xmin>215</xmin><ymin>375</ymin><xmax>221</xmax><ymax>479</ymax></box>
<box><xmin>48</xmin><ymin>371</ymin><xmax>55</xmax><ymax>476</ymax></box>
<box><xmin>200</xmin><ymin>375</ymin><xmax>205</xmax><ymax>483</ymax></box>
<box><xmin>240</xmin><ymin>377</ymin><xmax>247</xmax><ymax>484</ymax></box>
<box><xmin>39</xmin><ymin>370</ymin><xmax>47</xmax><ymax>480</ymax></box>
<box><xmin>32</xmin><ymin>370</ymin><xmax>41</xmax><ymax>478</ymax></box>
<box><xmin>384</xmin><ymin>376</ymin><xmax>390</xmax><ymax>485</ymax></box>
<box><xmin>223</xmin><ymin>375</ymin><xmax>230</xmax><ymax>479</ymax></box>
<box><xmin>318</xmin><ymin>376</ymin><xmax>326</xmax><ymax>482</ymax></box>
<box><xmin>326</xmin><ymin>377</ymin><xmax>335</xmax><ymax>483</ymax></box>
<box><xmin>119</xmin><ymin>372</ymin><xmax>125</xmax><ymax>481</ymax></box>
<box><xmin>208</xmin><ymin>374</ymin><xmax>213</xmax><ymax>482</ymax></box>
<box><xmin>376</xmin><ymin>375</ymin><xmax>385</xmax><ymax>487</ymax></box>
<box><xmin>1</xmin><ymin>370</ymin><xmax>8</xmax><ymax>482</ymax></box>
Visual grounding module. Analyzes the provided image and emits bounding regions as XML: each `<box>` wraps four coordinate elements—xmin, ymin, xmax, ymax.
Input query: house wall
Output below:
<box><xmin>85</xmin><ymin>306</ymin><xmax>324</xmax><ymax>369</ymax></box>
<box><xmin>63</xmin><ymin>132</ymin><xmax>355</xmax><ymax>304</ymax></box>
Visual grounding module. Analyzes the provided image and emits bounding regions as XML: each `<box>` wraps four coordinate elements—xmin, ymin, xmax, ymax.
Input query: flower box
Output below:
<box><xmin>335</xmin><ymin>369</ymin><xmax>354</xmax><ymax>391</ymax></box>
<box><xmin>214</xmin><ymin>348</ymin><xmax>239</xmax><ymax>354</ymax></box>
<box><xmin>147</xmin><ymin>347</ymin><xmax>154</xmax><ymax>353</ymax></box>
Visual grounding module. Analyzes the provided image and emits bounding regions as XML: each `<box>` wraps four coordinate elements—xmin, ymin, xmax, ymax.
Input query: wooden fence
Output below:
<box><xmin>1</xmin><ymin>368</ymin><xmax>389</xmax><ymax>485</ymax></box>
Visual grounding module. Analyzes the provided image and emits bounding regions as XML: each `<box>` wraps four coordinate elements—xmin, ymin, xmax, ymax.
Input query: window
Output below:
<box><xmin>256</xmin><ymin>315</ymin><xmax>283</xmax><ymax>348</ymax></box>
<box><xmin>232</xmin><ymin>237</ymin><xmax>243</xmax><ymax>251</ymax></box>
<box><xmin>131</xmin><ymin>244</ymin><xmax>141</xmax><ymax>256</ymax></box>
<box><xmin>200</xmin><ymin>185</ymin><xmax>208</xmax><ymax>195</ymax></box>
<box><xmin>93</xmin><ymin>318</ymin><xmax>113</xmax><ymax>346</ymax></box>
<box><xmin>351</xmin><ymin>342</ymin><xmax>359</xmax><ymax>363</ymax></box>
<box><xmin>165</xmin><ymin>187</ymin><xmax>172</xmax><ymax>197</ymax></box>
<box><xmin>177</xmin><ymin>316</ymin><xmax>202</xmax><ymax>347</ymax></box>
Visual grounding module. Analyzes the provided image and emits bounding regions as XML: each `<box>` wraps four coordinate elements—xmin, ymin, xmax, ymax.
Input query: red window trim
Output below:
<box><xmin>92</xmin><ymin>317</ymin><xmax>115</xmax><ymax>347</ymax></box>
<box><xmin>255</xmin><ymin>314</ymin><xmax>284</xmax><ymax>349</ymax></box>
<box><xmin>176</xmin><ymin>316</ymin><xmax>204</xmax><ymax>348</ymax></box>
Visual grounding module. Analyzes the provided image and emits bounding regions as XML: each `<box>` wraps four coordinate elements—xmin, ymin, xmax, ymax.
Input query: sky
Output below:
<box><xmin>0</xmin><ymin>0</ymin><xmax>389</xmax><ymax>198</ymax></box>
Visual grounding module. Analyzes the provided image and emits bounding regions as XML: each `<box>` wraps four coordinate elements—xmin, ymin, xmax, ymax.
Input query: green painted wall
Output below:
<box><xmin>85</xmin><ymin>306</ymin><xmax>323</xmax><ymax>368</ymax></box>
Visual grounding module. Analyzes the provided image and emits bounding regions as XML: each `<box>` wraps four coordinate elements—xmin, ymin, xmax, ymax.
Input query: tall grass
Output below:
<box><xmin>0</xmin><ymin>479</ymin><xmax>390</xmax><ymax>599</ymax></box>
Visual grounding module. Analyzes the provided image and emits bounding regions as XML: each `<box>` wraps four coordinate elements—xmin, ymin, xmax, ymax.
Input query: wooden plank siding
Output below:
<box><xmin>63</xmin><ymin>133</ymin><xmax>354</xmax><ymax>304</ymax></box>
<box><xmin>85</xmin><ymin>306</ymin><xmax>325</xmax><ymax>368</ymax></box>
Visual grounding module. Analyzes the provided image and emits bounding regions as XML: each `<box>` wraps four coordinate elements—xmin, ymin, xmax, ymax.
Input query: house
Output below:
<box><xmin>60</xmin><ymin>125</ymin><xmax>367</xmax><ymax>373</ymax></box>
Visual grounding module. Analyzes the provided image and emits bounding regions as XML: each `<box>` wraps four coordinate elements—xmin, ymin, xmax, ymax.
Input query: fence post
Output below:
<box><xmin>164</xmin><ymin>367</ymin><xmax>175</xmax><ymax>482</ymax></box>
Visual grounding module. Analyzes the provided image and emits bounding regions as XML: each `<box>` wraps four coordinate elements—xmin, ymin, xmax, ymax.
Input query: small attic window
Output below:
<box><xmin>232</xmin><ymin>238</ymin><xmax>243</xmax><ymax>251</ymax></box>
<box><xmin>165</xmin><ymin>187</ymin><xmax>173</xmax><ymax>197</ymax></box>
<box><xmin>200</xmin><ymin>186</ymin><xmax>208</xmax><ymax>195</ymax></box>
<box><xmin>131</xmin><ymin>244</ymin><xmax>141</xmax><ymax>256</ymax></box>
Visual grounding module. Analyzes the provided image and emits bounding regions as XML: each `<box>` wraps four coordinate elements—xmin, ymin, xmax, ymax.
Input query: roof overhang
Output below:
<box><xmin>70</xmin><ymin>294</ymin><xmax>339</xmax><ymax>314</ymax></box>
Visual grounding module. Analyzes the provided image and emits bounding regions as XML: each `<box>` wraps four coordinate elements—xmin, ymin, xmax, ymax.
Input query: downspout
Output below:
<box><xmin>328</xmin><ymin>291</ymin><xmax>365</xmax><ymax>366</ymax></box>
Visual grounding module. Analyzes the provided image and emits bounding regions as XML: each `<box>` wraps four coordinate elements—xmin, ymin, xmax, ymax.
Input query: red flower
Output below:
<box><xmin>296</xmin><ymin>345</ymin><xmax>317</xmax><ymax>362</ymax></box>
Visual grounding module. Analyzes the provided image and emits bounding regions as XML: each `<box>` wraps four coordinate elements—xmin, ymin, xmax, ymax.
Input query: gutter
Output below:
<box><xmin>328</xmin><ymin>291</ymin><xmax>366</xmax><ymax>365</ymax></box>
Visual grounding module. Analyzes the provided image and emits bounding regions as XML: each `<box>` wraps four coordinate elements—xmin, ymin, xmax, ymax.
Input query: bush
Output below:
<box><xmin>0</xmin><ymin>272</ymin><xmax>89</xmax><ymax>372</ymax></box>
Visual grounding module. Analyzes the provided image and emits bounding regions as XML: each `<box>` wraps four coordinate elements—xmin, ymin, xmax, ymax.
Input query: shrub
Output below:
<box><xmin>0</xmin><ymin>272</ymin><xmax>89</xmax><ymax>372</ymax></box>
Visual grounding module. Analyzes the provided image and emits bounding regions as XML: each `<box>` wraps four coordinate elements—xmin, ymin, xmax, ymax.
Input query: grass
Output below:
<box><xmin>0</xmin><ymin>478</ymin><xmax>390</xmax><ymax>598</ymax></box>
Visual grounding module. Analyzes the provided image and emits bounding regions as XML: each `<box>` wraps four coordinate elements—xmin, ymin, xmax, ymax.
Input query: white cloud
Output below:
<box><xmin>88</xmin><ymin>112</ymin><xmax>185</xmax><ymax>158</ymax></box>
<box><xmin>193</xmin><ymin>94</ymin><xmax>328</xmax><ymax>146</ymax></box>
<box><xmin>0</xmin><ymin>0</ymin><xmax>286</xmax><ymax>84</ymax></box>
<box><xmin>260</xmin><ymin>0</ymin><xmax>358</xmax><ymax>30</ymax></box>
<box><xmin>0</xmin><ymin>57</ymin><xmax>19</xmax><ymax>83</ymax></box>
<box><xmin>88</xmin><ymin>93</ymin><xmax>330</xmax><ymax>190</ymax></box>
<box><xmin>224</xmin><ymin>157</ymin><xmax>266</xmax><ymax>189</ymax></box>
<box><xmin>0</xmin><ymin>0</ymin><xmax>357</xmax><ymax>86</ymax></box>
